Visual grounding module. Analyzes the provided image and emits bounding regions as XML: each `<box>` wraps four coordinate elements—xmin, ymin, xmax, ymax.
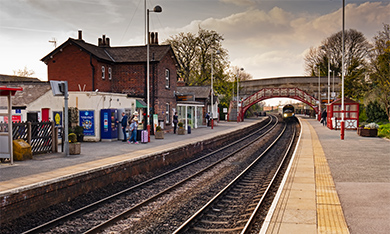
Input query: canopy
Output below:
<box><xmin>0</xmin><ymin>86</ymin><xmax>23</xmax><ymax>96</ymax></box>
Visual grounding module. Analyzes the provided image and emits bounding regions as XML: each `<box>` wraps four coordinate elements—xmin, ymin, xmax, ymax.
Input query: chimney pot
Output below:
<box><xmin>78</xmin><ymin>30</ymin><xmax>83</xmax><ymax>40</ymax></box>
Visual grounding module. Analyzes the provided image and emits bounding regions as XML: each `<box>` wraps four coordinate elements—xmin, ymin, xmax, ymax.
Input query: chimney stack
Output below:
<box><xmin>78</xmin><ymin>30</ymin><xmax>83</xmax><ymax>40</ymax></box>
<box><xmin>98</xmin><ymin>35</ymin><xmax>110</xmax><ymax>47</ymax></box>
<box><xmin>149</xmin><ymin>32</ymin><xmax>159</xmax><ymax>45</ymax></box>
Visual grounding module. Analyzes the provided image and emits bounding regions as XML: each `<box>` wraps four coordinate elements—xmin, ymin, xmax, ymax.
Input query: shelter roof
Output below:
<box><xmin>177</xmin><ymin>86</ymin><xmax>211</xmax><ymax>99</ymax></box>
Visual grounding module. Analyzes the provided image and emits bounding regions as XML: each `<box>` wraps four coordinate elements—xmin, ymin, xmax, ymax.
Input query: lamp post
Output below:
<box><xmin>315</xmin><ymin>65</ymin><xmax>321</xmax><ymax>121</ymax></box>
<box><xmin>211</xmin><ymin>50</ymin><xmax>220</xmax><ymax>129</ymax></box>
<box><xmin>237</xmin><ymin>68</ymin><xmax>243</xmax><ymax>123</ymax></box>
<box><xmin>341</xmin><ymin>0</ymin><xmax>345</xmax><ymax>140</ymax></box>
<box><xmin>321</xmin><ymin>45</ymin><xmax>331</xmax><ymax>105</ymax></box>
<box><xmin>146</xmin><ymin>5</ymin><xmax>162</xmax><ymax>141</ymax></box>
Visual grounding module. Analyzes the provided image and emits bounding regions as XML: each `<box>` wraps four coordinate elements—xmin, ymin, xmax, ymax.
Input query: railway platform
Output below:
<box><xmin>1</xmin><ymin>116</ymin><xmax>389</xmax><ymax>233</ymax></box>
<box><xmin>263</xmin><ymin>117</ymin><xmax>390</xmax><ymax>234</ymax></box>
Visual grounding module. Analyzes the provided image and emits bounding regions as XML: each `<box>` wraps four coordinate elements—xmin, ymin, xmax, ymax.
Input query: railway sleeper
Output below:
<box><xmin>192</xmin><ymin>226</ymin><xmax>243</xmax><ymax>232</ymax></box>
<box><xmin>200</xmin><ymin>219</ymin><xmax>229</xmax><ymax>225</ymax></box>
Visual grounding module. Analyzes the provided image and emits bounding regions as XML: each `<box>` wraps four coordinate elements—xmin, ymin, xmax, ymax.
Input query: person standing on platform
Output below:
<box><xmin>173</xmin><ymin>112</ymin><xmax>178</xmax><ymax>134</ymax></box>
<box><xmin>120</xmin><ymin>112</ymin><xmax>128</xmax><ymax>142</ymax></box>
<box><xmin>128</xmin><ymin>117</ymin><xmax>139</xmax><ymax>144</ymax></box>
<box><xmin>206</xmin><ymin>112</ymin><xmax>210</xmax><ymax>127</ymax></box>
<box><xmin>321</xmin><ymin>110</ymin><xmax>327</xmax><ymax>126</ymax></box>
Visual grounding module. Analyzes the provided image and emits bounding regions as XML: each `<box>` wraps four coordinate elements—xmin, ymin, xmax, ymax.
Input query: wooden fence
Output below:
<box><xmin>5</xmin><ymin>121</ymin><xmax>58</xmax><ymax>155</ymax></box>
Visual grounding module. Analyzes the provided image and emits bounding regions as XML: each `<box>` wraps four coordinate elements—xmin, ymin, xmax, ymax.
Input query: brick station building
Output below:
<box><xmin>41</xmin><ymin>31</ymin><xmax>179</xmax><ymax>131</ymax></box>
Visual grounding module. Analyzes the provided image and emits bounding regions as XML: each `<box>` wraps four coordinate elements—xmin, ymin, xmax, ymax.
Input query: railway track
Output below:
<box><xmin>173</xmin><ymin>119</ymin><xmax>298</xmax><ymax>233</ymax></box>
<box><xmin>21</xmin><ymin>116</ymin><xmax>281</xmax><ymax>234</ymax></box>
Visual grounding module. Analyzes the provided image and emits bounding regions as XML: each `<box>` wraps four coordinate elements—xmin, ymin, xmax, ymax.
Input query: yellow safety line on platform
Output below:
<box><xmin>309</xmin><ymin>124</ymin><xmax>350</xmax><ymax>234</ymax></box>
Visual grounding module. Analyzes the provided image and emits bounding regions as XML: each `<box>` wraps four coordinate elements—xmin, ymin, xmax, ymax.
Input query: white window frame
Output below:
<box><xmin>166</xmin><ymin>103</ymin><xmax>170</xmax><ymax>124</ymax></box>
<box><xmin>165</xmin><ymin>69</ymin><xmax>170</xmax><ymax>89</ymax></box>
<box><xmin>102</xmin><ymin>66</ymin><xmax>105</xmax><ymax>80</ymax></box>
<box><xmin>108</xmin><ymin>67</ymin><xmax>112</xmax><ymax>80</ymax></box>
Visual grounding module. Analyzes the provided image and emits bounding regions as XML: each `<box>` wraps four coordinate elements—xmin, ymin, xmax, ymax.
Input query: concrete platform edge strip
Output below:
<box><xmin>309</xmin><ymin>123</ymin><xmax>350</xmax><ymax>234</ymax></box>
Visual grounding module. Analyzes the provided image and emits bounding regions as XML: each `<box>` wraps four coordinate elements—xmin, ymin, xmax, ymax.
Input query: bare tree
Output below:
<box><xmin>13</xmin><ymin>66</ymin><xmax>35</xmax><ymax>77</ymax></box>
<box><xmin>304</xmin><ymin>29</ymin><xmax>370</xmax><ymax>77</ymax></box>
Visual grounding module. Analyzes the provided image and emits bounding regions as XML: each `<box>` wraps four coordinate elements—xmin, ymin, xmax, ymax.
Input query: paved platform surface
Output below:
<box><xmin>0</xmin><ymin>119</ymin><xmax>260</xmax><ymax>191</ymax></box>
<box><xmin>1</xmin><ymin>116</ymin><xmax>389</xmax><ymax>233</ymax></box>
<box><xmin>263</xmin><ymin>117</ymin><xmax>390</xmax><ymax>234</ymax></box>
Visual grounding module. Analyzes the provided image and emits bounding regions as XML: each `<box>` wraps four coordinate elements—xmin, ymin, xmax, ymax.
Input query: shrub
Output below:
<box><xmin>366</xmin><ymin>100</ymin><xmax>387</xmax><ymax>122</ymax></box>
<box><xmin>178</xmin><ymin>122</ymin><xmax>184</xmax><ymax>128</ymax></box>
<box><xmin>378</xmin><ymin>123</ymin><xmax>390</xmax><ymax>139</ymax></box>
<box><xmin>156</xmin><ymin>126</ymin><xmax>162</xmax><ymax>132</ymax></box>
<box><xmin>74</xmin><ymin>126</ymin><xmax>84</xmax><ymax>136</ymax></box>
<box><xmin>69</xmin><ymin>133</ymin><xmax>77</xmax><ymax>143</ymax></box>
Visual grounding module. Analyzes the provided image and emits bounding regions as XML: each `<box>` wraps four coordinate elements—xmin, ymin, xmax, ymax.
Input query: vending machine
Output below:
<box><xmin>100</xmin><ymin>109</ymin><xmax>118</xmax><ymax>141</ymax></box>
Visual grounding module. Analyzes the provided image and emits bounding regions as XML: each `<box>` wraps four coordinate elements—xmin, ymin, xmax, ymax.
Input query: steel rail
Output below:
<box><xmin>83</xmin><ymin>115</ymin><xmax>279</xmax><ymax>233</ymax></box>
<box><xmin>172</xmin><ymin>121</ymin><xmax>291</xmax><ymax>233</ymax></box>
<box><xmin>22</xmin><ymin>116</ymin><xmax>277</xmax><ymax>234</ymax></box>
<box><xmin>241</xmin><ymin>124</ymin><xmax>296</xmax><ymax>233</ymax></box>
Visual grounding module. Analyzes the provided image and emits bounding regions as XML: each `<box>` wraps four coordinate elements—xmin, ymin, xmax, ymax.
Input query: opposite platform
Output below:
<box><xmin>0</xmin><ymin>119</ymin><xmax>260</xmax><ymax>193</ymax></box>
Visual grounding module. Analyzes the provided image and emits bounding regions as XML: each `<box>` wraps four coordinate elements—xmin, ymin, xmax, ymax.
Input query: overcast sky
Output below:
<box><xmin>0</xmin><ymin>0</ymin><xmax>389</xmax><ymax>82</ymax></box>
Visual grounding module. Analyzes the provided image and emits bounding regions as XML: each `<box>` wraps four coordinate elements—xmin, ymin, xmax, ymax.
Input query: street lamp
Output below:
<box><xmin>146</xmin><ymin>5</ymin><xmax>162</xmax><ymax>141</ymax></box>
<box><xmin>211</xmin><ymin>50</ymin><xmax>220</xmax><ymax>129</ymax></box>
<box><xmin>314</xmin><ymin>64</ymin><xmax>321</xmax><ymax>121</ymax></box>
<box><xmin>341</xmin><ymin>0</ymin><xmax>345</xmax><ymax>140</ymax></box>
<box><xmin>237</xmin><ymin>68</ymin><xmax>244</xmax><ymax>123</ymax></box>
<box><xmin>321</xmin><ymin>45</ymin><xmax>331</xmax><ymax>104</ymax></box>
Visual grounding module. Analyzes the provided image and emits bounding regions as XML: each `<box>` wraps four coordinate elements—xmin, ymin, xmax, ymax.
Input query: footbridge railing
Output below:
<box><xmin>238</xmin><ymin>87</ymin><xmax>319</xmax><ymax>121</ymax></box>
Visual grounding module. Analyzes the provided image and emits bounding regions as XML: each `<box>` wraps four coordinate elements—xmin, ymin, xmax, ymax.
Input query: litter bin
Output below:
<box><xmin>187</xmin><ymin>126</ymin><xmax>191</xmax><ymax>134</ymax></box>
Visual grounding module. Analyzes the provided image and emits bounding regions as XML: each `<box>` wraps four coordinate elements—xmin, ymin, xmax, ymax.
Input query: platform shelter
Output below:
<box><xmin>327</xmin><ymin>98</ymin><xmax>359</xmax><ymax>130</ymax></box>
<box><xmin>0</xmin><ymin>86</ymin><xmax>23</xmax><ymax>164</ymax></box>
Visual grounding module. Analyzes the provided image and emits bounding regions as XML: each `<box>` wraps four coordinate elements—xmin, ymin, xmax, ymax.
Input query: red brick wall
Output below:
<box><xmin>47</xmin><ymin>44</ymin><xmax>93</xmax><ymax>91</ymax></box>
<box><xmin>46</xmin><ymin>44</ymin><xmax>114</xmax><ymax>92</ymax></box>
<box><xmin>93</xmin><ymin>61</ymin><xmax>113</xmax><ymax>92</ymax></box>
<box><xmin>153</xmin><ymin>51</ymin><xmax>178</xmax><ymax>129</ymax></box>
<box><xmin>111</xmin><ymin>63</ymin><xmax>146</xmax><ymax>97</ymax></box>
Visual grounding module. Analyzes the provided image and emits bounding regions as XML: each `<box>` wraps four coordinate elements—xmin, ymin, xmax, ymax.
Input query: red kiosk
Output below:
<box><xmin>327</xmin><ymin>98</ymin><xmax>359</xmax><ymax>130</ymax></box>
<box><xmin>0</xmin><ymin>86</ymin><xmax>23</xmax><ymax>164</ymax></box>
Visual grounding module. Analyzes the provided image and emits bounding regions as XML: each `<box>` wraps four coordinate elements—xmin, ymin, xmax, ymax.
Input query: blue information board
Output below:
<box><xmin>79</xmin><ymin>110</ymin><xmax>95</xmax><ymax>136</ymax></box>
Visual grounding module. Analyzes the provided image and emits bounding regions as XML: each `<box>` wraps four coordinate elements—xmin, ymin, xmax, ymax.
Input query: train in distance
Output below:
<box><xmin>279</xmin><ymin>104</ymin><xmax>295</xmax><ymax>120</ymax></box>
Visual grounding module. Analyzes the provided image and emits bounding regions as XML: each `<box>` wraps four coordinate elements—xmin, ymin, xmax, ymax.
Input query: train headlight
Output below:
<box><xmin>283</xmin><ymin>113</ymin><xmax>287</xmax><ymax>117</ymax></box>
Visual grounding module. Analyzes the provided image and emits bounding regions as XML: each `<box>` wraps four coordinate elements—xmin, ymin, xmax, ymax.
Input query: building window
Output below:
<box><xmin>166</xmin><ymin>103</ymin><xmax>170</xmax><ymax>124</ymax></box>
<box><xmin>165</xmin><ymin>69</ymin><xmax>170</xmax><ymax>89</ymax></box>
<box><xmin>102</xmin><ymin>66</ymin><xmax>105</xmax><ymax>80</ymax></box>
<box><xmin>108</xmin><ymin>67</ymin><xmax>112</xmax><ymax>80</ymax></box>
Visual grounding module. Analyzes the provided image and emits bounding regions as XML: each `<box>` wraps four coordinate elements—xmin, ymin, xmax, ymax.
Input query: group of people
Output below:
<box><xmin>119</xmin><ymin>112</ymin><xmax>139</xmax><ymax>144</ymax></box>
<box><xmin>119</xmin><ymin>111</ymin><xmax>181</xmax><ymax>144</ymax></box>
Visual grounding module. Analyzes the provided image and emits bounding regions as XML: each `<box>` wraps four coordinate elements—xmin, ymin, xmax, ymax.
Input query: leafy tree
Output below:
<box><xmin>366</xmin><ymin>24</ymin><xmax>390</xmax><ymax>121</ymax></box>
<box><xmin>164</xmin><ymin>27</ymin><xmax>229</xmax><ymax>86</ymax></box>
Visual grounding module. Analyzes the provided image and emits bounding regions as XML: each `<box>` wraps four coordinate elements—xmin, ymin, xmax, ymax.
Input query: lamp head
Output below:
<box><xmin>153</xmin><ymin>5</ymin><xmax>162</xmax><ymax>13</ymax></box>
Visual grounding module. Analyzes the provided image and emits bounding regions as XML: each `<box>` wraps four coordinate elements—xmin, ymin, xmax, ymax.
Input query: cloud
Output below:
<box><xmin>159</xmin><ymin>2</ymin><xmax>389</xmax><ymax>78</ymax></box>
<box><xmin>219</xmin><ymin>0</ymin><xmax>256</xmax><ymax>7</ymax></box>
